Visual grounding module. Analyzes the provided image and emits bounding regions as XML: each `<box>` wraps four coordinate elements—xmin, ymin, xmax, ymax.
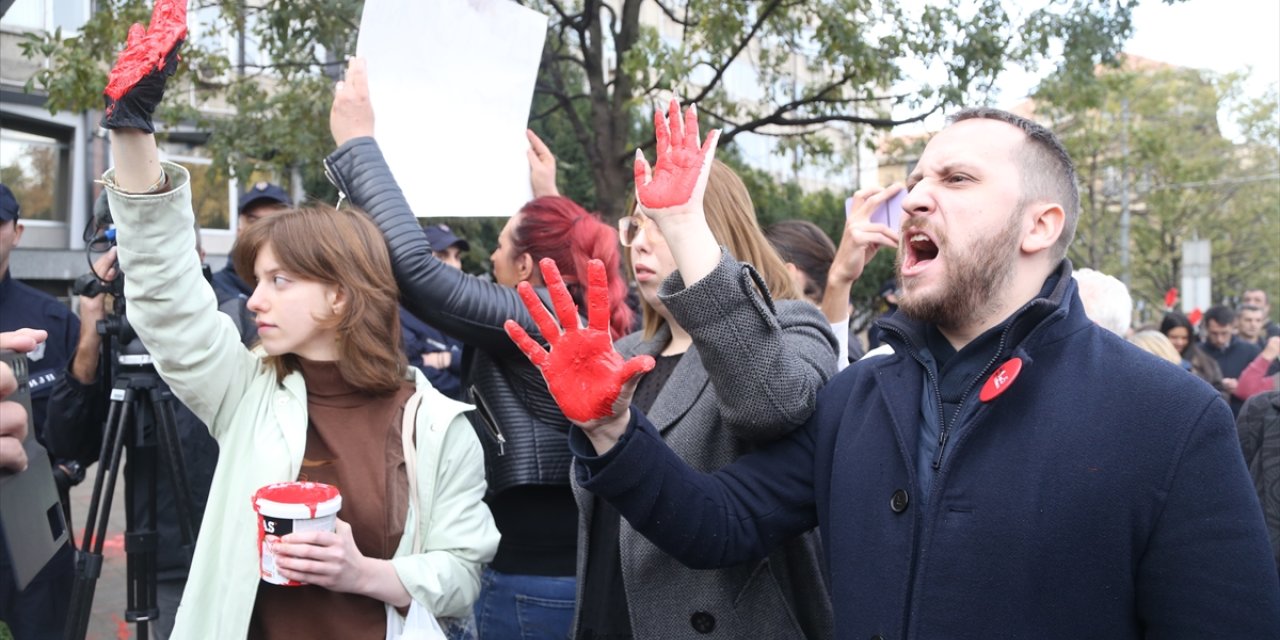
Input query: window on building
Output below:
<box><xmin>1</xmin><ymin>0</ymin><xmax>90</xmax><ymax>33</ymax></box>
<box><xmin>0</xmin><ymin>127</ymin><xmax>69</xmax><ymax>223</ymax></box>
<box><xmin>165</xmin><ymin>155</ymin><xmax>231</xmax><ymax>231</ymax></box>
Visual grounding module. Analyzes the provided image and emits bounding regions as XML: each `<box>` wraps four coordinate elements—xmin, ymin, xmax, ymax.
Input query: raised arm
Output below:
<box><xmin>821</xmin><ymin>185</ymin><xmax>903</xmax><ymax>324</ymax></box>
<box><xmin>660</xmin><ymin>253</ymin><xmax>837</xmax><ymax>440</ymax></box>
<box><xmin>325</xmin><ymin>58</ymin><xmax>545</xmax><ymax>358</ymax></box>
<box><xmin>41</xmin><ymin>251</ymin><xmax>116</xmax><ymax>463</ymax></box>
<box><xmin>637</xmin><ymin>101</ymin><xmax>836</xmax><ymax>439</ymax></box>
<box><xmin>101</xmin><ymin>0</ymin><xmax>259</xmax><ymax>434</ymax></box>
<box><xmin>634</xmin><ymin>99</ymin><xmax>721</xmax><ymax>288</ymax></box>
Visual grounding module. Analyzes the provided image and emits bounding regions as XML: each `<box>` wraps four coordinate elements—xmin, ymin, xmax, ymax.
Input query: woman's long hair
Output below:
<box><xmin>510</xmin><ymin>196</ymin><xmax>634</xmax><ymax>338</ymax></box>
<box><xmin>765</xmin><ymin>219</ymin><xmax>837</xmax><ymax>304</ymax></box>
<box><xmin>1159</xmin><ymin>311</ymin><xmax>1197</xmax><ymax>357</ymax></box>
<box><xmin>233</xmin><ymin>204</ymin><xmax>408</xmax><ymax>394</ymax></box>
<box><xmin>634</xmin><ymin>159</ymin><xmax>798</xmax><ymax>339</ymax></box>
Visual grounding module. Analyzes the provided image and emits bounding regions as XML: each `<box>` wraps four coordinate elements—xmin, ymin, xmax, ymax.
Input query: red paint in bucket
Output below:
<box><xmin>253</xmin><ymin>482</ymin><xmax>342</xmax><ymax>586</ymax></box>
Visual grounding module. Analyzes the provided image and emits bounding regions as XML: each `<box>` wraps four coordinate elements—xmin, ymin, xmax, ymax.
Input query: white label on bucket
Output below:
<box><xmin>260</xmin><ymin>512</ymin><xmax>338</xmax><ymax>586</ymax></box>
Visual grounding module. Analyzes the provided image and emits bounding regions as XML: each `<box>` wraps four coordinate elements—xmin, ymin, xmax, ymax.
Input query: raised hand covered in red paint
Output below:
<box><xmin>505</xmin><ymin>258</ymin><xmax>655</xmax><ymax>425</ymax></box>
<box><xmin>102</xmin><ymin>0</ymin><xmax>188</xmax><ymax>133</ymax></box>
<box><xmin>634</xmin><ymin>99</ymin><xmax>720</xmax><ymax>220</ymax></box>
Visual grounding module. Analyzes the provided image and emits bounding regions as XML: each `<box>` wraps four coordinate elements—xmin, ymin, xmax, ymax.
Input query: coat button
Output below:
<box><xmin>690</xmin><ymin>611</ymin><xmax>716</xmax><ymax>634</ymax></box>
<box><xmin>890</xmin><ymin>489</ymin><xmax>909</xmax><ymax>513</ymax></box>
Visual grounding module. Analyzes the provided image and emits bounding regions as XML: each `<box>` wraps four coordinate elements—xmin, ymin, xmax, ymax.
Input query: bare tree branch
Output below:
<box><xmin>599</xmin><ymin>1</ymin><xmax>619</xmax><ymax>39</ymax></box>
<box><xmin>542</xmin><ymin>0</ymin><xmax>581</xmax><ymax>32</ymax></box>
<box><xmin>702</xmin><ymin>103</ymin><xmax>942</xmax><ymax>144</ymax></box>
<box><xmin>685</xmin><ymin>0</ymin><xmax>786</xmax><ymax>106</ymax></box>
<box><xmin>652</xmin><ymin>0</ymin><xmax>694</xmax><ymax>27</ymax></box>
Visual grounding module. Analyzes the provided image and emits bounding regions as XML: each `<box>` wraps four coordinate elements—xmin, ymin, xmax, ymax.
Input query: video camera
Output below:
<box><xmin>74</xmin><ymin>191</ymin><xmax>153</xmax><ymax>373</ymax></box>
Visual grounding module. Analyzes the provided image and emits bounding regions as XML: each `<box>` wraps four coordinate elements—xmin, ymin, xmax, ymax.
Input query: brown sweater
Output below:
<box><xmin>249</xmin><ymin>359</ymin><xmax>416</xmax><ymax>639</ymax></box>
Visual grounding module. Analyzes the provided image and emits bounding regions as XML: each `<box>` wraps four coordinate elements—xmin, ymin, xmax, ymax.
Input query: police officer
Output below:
<box><xmin>0</xmin><ymin>182</ymin><xmax>83</xmax><ymax>639</ymax></box>
<box><xmin>399</xmin><ymin>224</ymin><xmax>469</xmax><ymax>401</ymax></box>
<box><xmin>211</xmin><ymin>181</ymin><xmax>292</xmax><ymax>300</ymax></box>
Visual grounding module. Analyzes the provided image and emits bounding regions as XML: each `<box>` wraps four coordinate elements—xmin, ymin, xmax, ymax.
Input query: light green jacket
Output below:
<box><xmin>105</xmin><ymin>163</ymin><xmax>499</xmax><ymax>639</ymax></box>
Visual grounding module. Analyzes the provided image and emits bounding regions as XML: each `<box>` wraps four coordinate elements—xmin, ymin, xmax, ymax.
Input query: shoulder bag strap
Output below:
<box><xmin>401</xmin><ymin>390</ymin><xmax>426</xmax><ymax>555</ymax></box>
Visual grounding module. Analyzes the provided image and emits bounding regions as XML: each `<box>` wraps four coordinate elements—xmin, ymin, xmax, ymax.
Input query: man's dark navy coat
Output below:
<box><xmin>572</xmin><ymin>265</ymin><xmax>1280</xmax><ymax>639</ymax></box>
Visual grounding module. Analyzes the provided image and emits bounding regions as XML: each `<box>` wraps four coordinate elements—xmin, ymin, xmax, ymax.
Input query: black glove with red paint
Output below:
<box><xmin>101</xmin><ymin>0</ymin><xmax>188</xmax><ymax>133</ymax></box>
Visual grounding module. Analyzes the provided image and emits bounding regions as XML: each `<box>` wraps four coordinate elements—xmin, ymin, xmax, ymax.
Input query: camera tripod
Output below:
<box><xmin>64</xmin><ymin>327</ymin><xmax>197</xmax><ymax>640</ymax></box>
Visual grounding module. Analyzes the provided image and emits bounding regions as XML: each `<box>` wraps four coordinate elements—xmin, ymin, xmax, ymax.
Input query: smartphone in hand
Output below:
<box><xmin>846</xmin><ymin>190</ymin><xmax>907</xmax><ymax>231</ymax></box>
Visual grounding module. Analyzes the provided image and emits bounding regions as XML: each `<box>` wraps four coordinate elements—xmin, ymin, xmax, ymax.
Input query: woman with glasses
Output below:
<box><xmin>567</xmin><ymin>106</ymin><xmax>837</xmax><ymax>639</ymax></box>
<box><xmin>326</xmin><ymin>59</ymin><xmax>631</xmax><ymax>640</ymax></box>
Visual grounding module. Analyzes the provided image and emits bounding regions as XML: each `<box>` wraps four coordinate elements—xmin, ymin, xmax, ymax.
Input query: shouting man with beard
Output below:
<box><xmin>513</xmin><ymin>108</ymin><xmax>1280</xmax><ymax>638</ymax></box>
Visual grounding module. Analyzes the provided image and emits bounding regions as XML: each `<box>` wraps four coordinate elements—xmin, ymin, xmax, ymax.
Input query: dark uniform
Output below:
<box><xmin>0</xmin><ymin>184</ymin><xmax>82</xmax><ymax>639</ymax></box>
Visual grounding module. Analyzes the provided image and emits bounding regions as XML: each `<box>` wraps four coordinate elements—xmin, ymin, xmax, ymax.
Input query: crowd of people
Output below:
<box><xmin>1</xmin><ymin>1</ymin><xmax>1278</xmax><ymax>638</ymax></box>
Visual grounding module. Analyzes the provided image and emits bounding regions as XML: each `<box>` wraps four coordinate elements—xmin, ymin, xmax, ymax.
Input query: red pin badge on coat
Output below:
<box><xmin>980</xmin><ymin>357</ymin><xmax>1023</xmax><ymax>402</ymax></box>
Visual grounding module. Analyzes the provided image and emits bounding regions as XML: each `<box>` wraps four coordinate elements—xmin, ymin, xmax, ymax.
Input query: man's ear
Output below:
<box><xmin>12</xmin><ymin>222</ymin><xmax>24</xmax><ymax>247</ymax></box>
<box><xmin>1021</xmin><ymin>203</ymin><xmax>1064</xmax><ymax>255</ymax></box>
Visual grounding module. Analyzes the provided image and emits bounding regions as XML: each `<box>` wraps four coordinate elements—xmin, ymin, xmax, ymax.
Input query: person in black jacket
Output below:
<box><xmin>0</xmin><ymin>183</ymin><xmax>85</xmax><ymax>640</ymax></box>
<box><xmin>43</xmin><ymin>246</ymin><xmax>247</xmax><ymax>639</ymax></box>
<box><xmin>326</xmin><ymin>58</ymin><xmax>634</xmax><ymax>639</ymax></box>
<box><xmin>1238</xmin><ymin>389</ymin><xmax>1280</xmax><ymax>570</ymax></box>
<box><xmin>399</xmin><ymin>224</ymin><xmax>469</xmax><ymax>402</ymax></box>
<box><xmin>1202</xmin><ymin>305</ymin><xmax>1262</xmax><ymax>415</ymax></box>
<box><xmin>515</xmin><ymin>107</ymin><xmax>1280</xmax><ymax>638</ymax></box>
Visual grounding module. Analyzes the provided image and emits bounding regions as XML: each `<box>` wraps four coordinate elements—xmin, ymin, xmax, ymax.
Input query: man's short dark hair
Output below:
<box><xmin>1204</xmin><ymin>305</ymin><xmax>1235</xmax><ymax>327</ymax></box>
<box><xmin>1238</xmin><ymin>304</ymin><xmax>1264</xmax><ymax>316</ymax></box>
<box><xmin>948</xmin><ymin>108</ymin><xmax>1080</xmax><ymax>263</ymax></box>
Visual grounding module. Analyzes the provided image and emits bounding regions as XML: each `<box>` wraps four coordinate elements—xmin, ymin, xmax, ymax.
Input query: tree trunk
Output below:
<box><xmin>591</xmin><ymin>153</ymin><xmax>632</xmax><ymax>221</ymax></box>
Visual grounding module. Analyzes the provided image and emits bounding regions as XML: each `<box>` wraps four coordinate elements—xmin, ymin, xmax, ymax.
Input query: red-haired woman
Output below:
<box><xmin>326</xmin><ymin>58</ymin><xmax>632</xmax><ymax>639</ymax></box>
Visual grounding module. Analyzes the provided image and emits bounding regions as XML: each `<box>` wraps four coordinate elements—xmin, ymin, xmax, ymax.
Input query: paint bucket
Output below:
<box><xmin>252</xmin><ymin>481</ymin><xmax>342</xmax><ymax>586</ymax></box>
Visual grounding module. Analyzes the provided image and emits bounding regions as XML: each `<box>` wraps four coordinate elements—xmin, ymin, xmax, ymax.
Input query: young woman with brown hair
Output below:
<box><xmin>96</xmin><ymin>8</ymin><xmax>497</xmax><ymax>636</ymax></box>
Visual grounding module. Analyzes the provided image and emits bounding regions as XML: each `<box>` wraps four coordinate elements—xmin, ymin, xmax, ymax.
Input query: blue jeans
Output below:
<box><xmin>474</xmin><ymin>568</ymin><xmax>575</xmax><ymax>640</ymax></box>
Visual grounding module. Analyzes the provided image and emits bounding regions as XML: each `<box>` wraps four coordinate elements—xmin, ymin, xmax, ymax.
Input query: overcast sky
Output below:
<box><xmin>898</xmin><ymin>0</ymin><xmax>1280</xmax><ymax>138</ymax></box>
<box><xmin>1003</xmin><ymin>0</ymin><xmax>1278</xmax><ymax>100</ymax></box>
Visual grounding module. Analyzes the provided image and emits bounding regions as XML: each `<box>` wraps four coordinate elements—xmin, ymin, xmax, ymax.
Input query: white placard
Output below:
<box><xmin>357</xmin><ymin>0</ymin><xmax>548</xmax><ymax>218</ymax></box>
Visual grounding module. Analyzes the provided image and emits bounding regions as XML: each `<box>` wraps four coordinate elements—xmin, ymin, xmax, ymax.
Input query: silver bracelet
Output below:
<box><xmin>138</xmin><ymin>169</ymin><xmax>170</xmax><ymax>194</ymax></box>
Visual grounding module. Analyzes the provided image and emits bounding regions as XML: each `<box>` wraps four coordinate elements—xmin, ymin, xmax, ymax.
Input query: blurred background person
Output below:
<box><xmin>866</xmin><ymin>278</ymin><xmax>899</xmax><ymax>351</ymax></box>
<box><xmin>1242</xmin><ymin>289</ymin><xmax>1280</xmax><ymax>340</ymax></box>
<box><xmin>1073</xmin><ymin>268</ymin><xmax>1132</xmax><ymax>337</ymax></box>
<box><xmin>1201</xmin><ymin>305</ymin><xmax>1261</xmax><ymax>415</ymax></box>
<box><xmin>1161</xmin><ymin>311</ymin><xmax>1224</xmax><ymax>391</ymax></box>
<box><xmin>1129</xmin><ymin>330</ymin><xmax>1183</xmax><ymax>366</ymax></box>
<box><xmin>1237</xmin><ymin>388</ymin><xmax>1280</xmax><ymax>571</ymax></box>
<box><xmin>1236</xmin><ymin>304</ymin><xmax>1269</xmax><ymax>349</ymax></box>
<box><xmin>1234</xmin><ymin>336</ymin><xmax>1279</xmax><ymax>402</ymax></box>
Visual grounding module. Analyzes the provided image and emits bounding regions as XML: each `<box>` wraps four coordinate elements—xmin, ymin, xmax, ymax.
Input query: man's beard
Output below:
<box><xmin>896</xmin><ymin>208</ymin><xmax>1023</xmax><ymax>331</ymax></box>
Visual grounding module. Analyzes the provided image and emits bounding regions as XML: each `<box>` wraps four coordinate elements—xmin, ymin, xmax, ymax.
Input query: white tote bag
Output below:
<box><xmin>386</xmin><ymin>391</ymin><xmax>447</xmax><ymax>640</ymax></box>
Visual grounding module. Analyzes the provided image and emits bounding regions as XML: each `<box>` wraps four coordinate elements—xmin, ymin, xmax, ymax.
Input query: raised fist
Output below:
<box><xmin>102</xmin><ymin>0</ymin><xmax>188</xmax><ymax>132</ymax></box>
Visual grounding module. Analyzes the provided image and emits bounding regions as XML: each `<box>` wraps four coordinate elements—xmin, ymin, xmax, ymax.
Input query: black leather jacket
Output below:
<box><xmin>324</xmin><ymin>137</ymin><xmax>573</xmax><ymax>494</ymax></box>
